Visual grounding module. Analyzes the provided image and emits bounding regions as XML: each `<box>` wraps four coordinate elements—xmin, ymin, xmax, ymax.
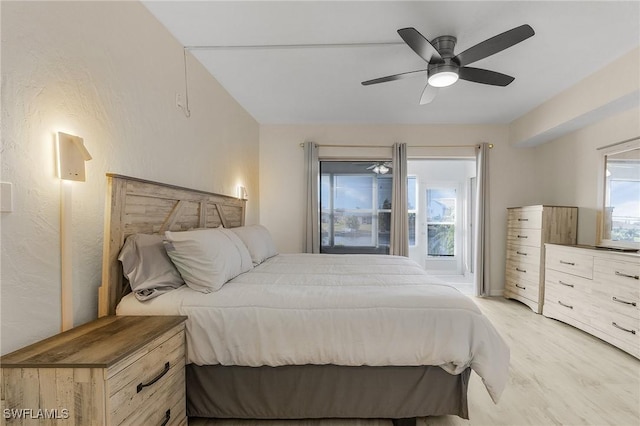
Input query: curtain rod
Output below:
<box><xmin>299</xmin><ymin>143</ymin><xmax>493</xmax><ymax>149</ymax></box>
<box><xmin>596</xmin><ymin>136</ymin><xmax>640</xmax><ymax>151</ymax></box>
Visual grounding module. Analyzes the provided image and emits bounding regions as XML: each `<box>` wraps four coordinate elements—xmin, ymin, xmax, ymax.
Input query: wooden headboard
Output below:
<box><xmin>98</xmin><ymin>174</ymin><xmax>246</xmax><ymax>317</ymax></box>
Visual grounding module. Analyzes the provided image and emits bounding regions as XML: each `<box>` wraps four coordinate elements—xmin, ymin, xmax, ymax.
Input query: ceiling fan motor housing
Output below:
<box><xmin>428</xmin><ymin>35</ymin><xmax>459</xmax><ymax>77</ymax></box>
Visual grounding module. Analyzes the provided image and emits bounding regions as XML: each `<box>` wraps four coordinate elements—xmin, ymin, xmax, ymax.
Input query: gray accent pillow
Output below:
<box><xmin>118</xmin><ymin>234</ymin><xmax>184</xmax><ymax>301</ymax></box>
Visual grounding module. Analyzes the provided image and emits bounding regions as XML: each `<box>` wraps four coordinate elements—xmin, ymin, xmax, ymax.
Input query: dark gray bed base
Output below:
<box><xmin>186</xmin><ymin>364</ymin><xmax>471</xmax><ymax>421</ymax></box>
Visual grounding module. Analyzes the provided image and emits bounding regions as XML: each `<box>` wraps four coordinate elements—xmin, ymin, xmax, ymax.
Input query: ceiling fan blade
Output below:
<box><xmin>397</xmin><ymin>28</ymin><xmax>444</xmax><ymax>64</ymax></box>
<box><xmin>458</xmin><ymin>67</ymin><xmax>515</xmax><ymax>86</ymax></box>
<box><xmin>361</xmin><ymin>69</ymin><xmax>427</xmax><ymax>86</ymax></box>
<box><xmin>453</xmin><ymin>24</ymin><xmax>534</xmax><ymax>67</ymax></box>
<box><xmin>420</xmin><ymin>84</ymin><xmax>438</xmax><ymax>105</ymax></box>
<box><xmin>366</xmin><ymin>164</ymin><xmax>377</xmax><ymax>169</ymax></box>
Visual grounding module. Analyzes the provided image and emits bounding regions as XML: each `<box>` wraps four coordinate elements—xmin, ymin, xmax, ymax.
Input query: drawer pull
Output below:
<box><xmin>612</xmin><ymin>296</ymin><xmax>637</xmax><ymax>307</ymax></box>
<box><xmin>615</xmin><ymin>271</ymin><xmax>639</xmax><ymax>280</ymax></box>
<box><xmin>516</xmin><ymin>251</ymin><xmax>527</xmax><ymax>256</ymax></box>
<box><xmin>515</xmin><ymin>267</ymin><xmax>526</xmax><ymax>273</ymax></box>
<box><xmin>137</xmin><ymin>362</ymin><xmax>170</xmax><ymax>393</ymax></box>
<box><xmin>612</xmin><ymin>322</ymin><xmax>636</xmax><ymax>335</ymax></box>
<box><xmin>517</xmin><ymin>235</ymin><xmax>528</xmax><ymax>239</ymax></box>
<box><xmin>515</xmin><ymin>284</ymin><xmax>526</xmax><ymax>290</ymax></box>
<box><xmin>558</xmin><ymin>301</ymin><xmax>573</xmax><ymax>309</ymax></box>
<box><xmin>558</xmin><ymin>280</ymin><xmax>574</xmax><ymax>288</ymax></box>
<box><xmin>160</xmin><ymin>409</ymin><xmax>171</xmax><ymax>426</ymax></box>
<box><xmin>559</xmin><ymin>260</ymin><xmax>575</xmax><ymax>266</ymax></box>
<box><xmin>517</xmin><ymin>218</ymin><xmax>529</xmax><ymax>222</ymax></box>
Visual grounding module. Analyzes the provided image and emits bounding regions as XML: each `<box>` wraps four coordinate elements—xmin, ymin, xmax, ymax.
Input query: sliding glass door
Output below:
<box><xmin>321</xmin><ymin>162</ymin><xmax>388</xmax><ymax>254</ymax></box>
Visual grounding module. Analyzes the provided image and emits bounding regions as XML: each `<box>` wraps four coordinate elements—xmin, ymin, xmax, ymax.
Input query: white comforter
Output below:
<box><xmin>117</xmin><ymin>254</ymin><xmax>510</xmax><ymax>402</ymax></box>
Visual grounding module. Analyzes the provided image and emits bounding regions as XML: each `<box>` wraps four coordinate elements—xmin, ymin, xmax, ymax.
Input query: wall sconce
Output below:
<box><xmin>237</xmin><ymin>186</ymin><xmax>248</xmax><ymax>200</ymax></box>
<box><xmin>56</xmin><ymin>131</ymin><xmax>91</xmax><ymax>332</ymax></box>
<box><xmin>56</xmin><ymin>132</ymin><xmax>92</xmax><ymax>181</ymax></box>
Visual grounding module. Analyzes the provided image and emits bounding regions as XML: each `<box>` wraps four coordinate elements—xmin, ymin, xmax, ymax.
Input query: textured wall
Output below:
<box><xmin>1</xmin><ymin>1</ymin><xmax>259</xmax><ymax>354</ymax></box>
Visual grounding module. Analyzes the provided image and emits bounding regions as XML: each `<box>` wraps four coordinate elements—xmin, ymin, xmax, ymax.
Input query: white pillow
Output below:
<box><xmin>230</xmin><ymin>225</ymin><xmax>278</xmax><ymax>265</ymax></box>
<box><xmin>164</xmin><ymin>228</ymin><xmax>253</xmax><ymax>293</ymax></box>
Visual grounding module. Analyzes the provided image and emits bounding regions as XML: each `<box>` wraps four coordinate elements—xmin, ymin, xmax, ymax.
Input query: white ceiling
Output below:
<box><xmin>142</xmin><ymin>1</ymin><xmax>640</xmax><ymax>125</ymax></box>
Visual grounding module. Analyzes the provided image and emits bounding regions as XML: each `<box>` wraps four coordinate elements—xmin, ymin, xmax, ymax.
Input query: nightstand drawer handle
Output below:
<box><xmin>612</xmin><ymin>322</ymin><xmax>636</xmax><ymax>335</ymax></box>
<box><xmin>559</xmin><ymin>260</ymin><xmax>575</xmax><ymax>266</ymax></box>
<box><xmin>516</xmin><ymin>251</ymin><xmax>527</xmax><ymax>256</ymax></box>
<box><xmin>612</xmin><ymin>296</ymin><xmax>637</xmax><ymax>307</ymax></box>
<box><xmin>160</xmin><ymin>409</ymin><xmax>171</xmax><ymax>426</ymax></box>
<box><xmin>517</xmin><ymin>235</ymin><xmax>528</xmax><ymax>239</ymax></box>
<box><xmin>515</xmin><ymin>284</ymin><xmax>526</xmax><ymax>290</ymax></box>
<box><xmin>515</xmin><ymin>267</ymin><xmax>526</xmax><ymax>273</ymax></box>
<box><xmin>137</xmin><ymin>362</ymin><xmax>170</xmax><ymax>393</ymax></box>
<box><xmin>615</xmin><ymin>271</ymin><xmax>639</xmax><ymax>280</ymax></box>
<box><xmin>558</xmin><ymin>301</ymin><xmax>573</xmax><ymax>309</ymax></box>
<box><xmin>558</xmin><ymin>280</ymin><xmax>574</xmax><ymax>288</ymax></box>
<box><xmin>518</xmin><ymin>218</ymin><xmax>529</xmax><ymax>221</ymax></box>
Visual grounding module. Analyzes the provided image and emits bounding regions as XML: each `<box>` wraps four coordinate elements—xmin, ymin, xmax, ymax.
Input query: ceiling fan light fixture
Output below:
<box><xmin>378</xmin><ymin>164</ymin><xmax>389</xmax><ymax>174</ymax></box>
<box><xmin>428</xmin><ymin>65</ymin><xmax>459</xmax><ymax>88</ymax></box>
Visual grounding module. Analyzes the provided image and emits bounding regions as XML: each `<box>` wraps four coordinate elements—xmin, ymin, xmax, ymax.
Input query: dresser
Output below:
<box><xmin>503</xmin><ymin>205</ymin><xmax>578</xmax><ymax>313</ymax></box>
<box><xmin>544</xmin><ymin>244</ymin><xmax>639</xmax><ymax>358</ymax></box>
<box><xmin>1</xmin><ymin>316</ymin><xmax>187</xmax><ymax>425</ymax></box>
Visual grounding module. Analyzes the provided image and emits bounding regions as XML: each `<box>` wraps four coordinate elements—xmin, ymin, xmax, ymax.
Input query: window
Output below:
<box><xmin>602</xmin><ymin>146</ymin><xmax>640</xmax><ymax>246</ymax></box>
<box><xmin>320</xmin><ymin>162</ymin><xmax>416</xmax><ymax>254</ymax></box>
<box><xmin>426</xmin><ymin>187</ymin><xmax>456</xmax><ymax>256</ymax></box>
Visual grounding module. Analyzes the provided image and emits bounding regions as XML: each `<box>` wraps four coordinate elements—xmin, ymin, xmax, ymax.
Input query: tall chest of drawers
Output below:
<box><xmin>1</xmin><ymin>315</ymin><xmax>187</xmax><ymax>425</ymax></box>
<box><xmin>503</xmin><ymin>205</ymin><xmax>578</xmax><ymax>313</ymax></box>
<box><xmin>544</xmin><ymin>244</ymin><xmax>639</xmax><ymax>358</ymax></box>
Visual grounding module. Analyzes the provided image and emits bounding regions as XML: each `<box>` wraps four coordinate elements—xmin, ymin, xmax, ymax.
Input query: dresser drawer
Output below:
<box><xmin>507</xmin><ymin>227</ymin><xmax>542</xmax><ymax>247</ymax></box>
<box><xmin>109</xmin><ymin>329</ymin><xmax>185</xmax><ymax>425</ymax></box>
<box><xmin>545</xmin><ymin>247</ymin><xmax>594</xmax><ymax>279</ymax></box>
<box><xmin>506</xmin><ymin>244</ymin><xmax>541</xmax><ymax>267</ymax></box>
<box><xmin>506</xmin><ymin>257</ymin><xmax>540</xmax><ymax>285</ymax></box>
<box><xmin>505</xmin><ymin>271</ymin><xmax>539</xmax><ymax>301</ymax></box>
<box><xmin>507</xmin><ymin>208</ymin><xmax>543</xmax><ymax>229</ymax></box>
<box><xmin>594</xmin><ymin>258</ymin><xmax>639</xmax><ymax>289</ymax></box>
<box><xmin>545</xmin><ymin>268</ymin><xmax>593</xmax><ymax>296</ymax></box>
<box><xmin>544</xmin><ymin>283</ymin><xmax>590</xmax><ymax>323</ymax></box>
<box><xmin>590</xmin><ymin>308</ymin><xmax>640</xmax><ymax>350</ymax></box>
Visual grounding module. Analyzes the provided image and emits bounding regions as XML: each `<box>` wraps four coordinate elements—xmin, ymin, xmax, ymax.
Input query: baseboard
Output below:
<box><xmin>489</xmin><ymin>288</ymin><xmax>504</xmax><ymax>297</ymax></box>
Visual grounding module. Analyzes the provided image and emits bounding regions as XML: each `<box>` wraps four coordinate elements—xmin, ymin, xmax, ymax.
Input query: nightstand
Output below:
<box><xmin>1</xmin><ymin>315</ymin><xmax>187</xmax><ymax>425</ymax></box>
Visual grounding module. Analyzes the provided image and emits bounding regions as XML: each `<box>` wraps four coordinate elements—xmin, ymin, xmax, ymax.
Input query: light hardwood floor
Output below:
<box><xmin>190</xmin><ymin>297</ymin><xmax>640</xmax><ymax>426</ymax></box>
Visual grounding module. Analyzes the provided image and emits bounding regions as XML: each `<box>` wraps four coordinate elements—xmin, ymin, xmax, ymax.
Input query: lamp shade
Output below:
<box><xmin>56</xmin><ymin>132</ymin><xmax>91</xmax><ymax>182</ymax></box>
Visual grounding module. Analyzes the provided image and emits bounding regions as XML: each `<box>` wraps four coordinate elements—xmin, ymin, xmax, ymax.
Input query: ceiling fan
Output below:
<box><xmin>361</xmin><ymin>24</ymin><xmax>535</xmax><ymax>104</ymax></box>
<box><xmin>366</xmin><ymin>161</ymin><xmax>392</xmax><ymax>174</ymax></box>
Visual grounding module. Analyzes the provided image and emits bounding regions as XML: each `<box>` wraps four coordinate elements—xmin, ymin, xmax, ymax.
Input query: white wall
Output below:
<box><xmin>533</xmin><ymin>107</ymin><xmax>640</xmax><ymax>245</ymax></box>
<box><xmin>0</xmin><ymin>1</ymin><xmax>259</xmax><ymax>354</ymax></box>
<box><xmin>260</xmin><ymin>124</ymin><xmax>542</xmax><ymax>296</ymax></box>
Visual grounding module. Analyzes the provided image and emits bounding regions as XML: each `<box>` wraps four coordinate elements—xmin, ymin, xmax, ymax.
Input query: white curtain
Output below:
<box><xmin>303</xmin><ymin>141</ymin><xmax>320</xmax><ymax>253</ymax></box>
<box><xmin>474</xmin><ymin>143</ymin><xmax>490</xmax><ymax>296</ymax></box>
<box><xmin>390</xmin><ymin>143</ymin><xmax>409</xmax><ymax>257</ymax></box>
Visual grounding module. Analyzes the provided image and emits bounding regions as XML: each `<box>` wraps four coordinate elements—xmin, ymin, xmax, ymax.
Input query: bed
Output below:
<box><xmin>98</xmin><ymin>174</ymin><xmax>510</xmax><ymax>424</ymax></box>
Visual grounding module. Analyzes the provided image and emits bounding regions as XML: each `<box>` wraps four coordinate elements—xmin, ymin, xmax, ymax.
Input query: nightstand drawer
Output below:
<box><xmin>120</xmin><ymin>365</ymin><xmax>187</xmax><ymax>426</ymax></box>
<box><xmin>109</xmin><ymin>329</ymin><xmax>185</xmax><ymax>425</ymax></box>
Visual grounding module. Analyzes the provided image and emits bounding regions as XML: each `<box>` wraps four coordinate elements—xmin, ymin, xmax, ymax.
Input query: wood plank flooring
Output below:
<box><xmin>190</xmin><ymin>297</ymin><xmax>640</xmax><ymax>426</ymax></box>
